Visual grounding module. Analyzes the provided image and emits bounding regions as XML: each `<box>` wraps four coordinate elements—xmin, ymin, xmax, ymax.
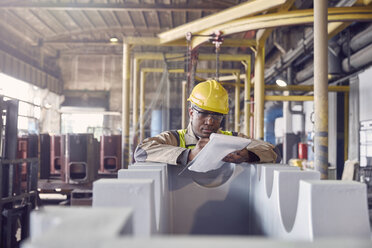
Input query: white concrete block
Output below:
<box><xmin>118</xmin><ymin>169</ymin><xmax>165</xmax><ymax>233</ymax></box>
<box><xmin>93</xmin><ymin>178</ymin><xmax>156</xmax><ymax>236</ymax></box>
<box><xmin>264</xmin><ymin>170</ymin><xmax>320</xmax><ymax>237</ymax></box>
<box><xmin>130</xmin><ymin>162</ymin><xmax>168</xmax><ymax>194</ymax></box>
<box><xmin>288</xmin><ymin>180</ymin><xmax>371</xmax><ymax>240</ymax></box>
<box><xmin>129</xmin><ymin>163</ymin><xmax>170</xmax><ymax>228</ymax></box>
<box><xmin>167</xmin><ymin>163</ymin><xmax>251</xmax><ymax>234</ymax></box>
<box><xmin>249</xmin><ymin>164</ymin><xmax>299</xmax><ymax>233</ymax></box>
<box><xmin>129</xmin><ymin>163</ymin><xmax>170</xmax><ymax>233</ymax></box>
<box><xmin>23</xmin><ymin>206</ymin><xmax>133</xmax><ymax>248</ymax></box>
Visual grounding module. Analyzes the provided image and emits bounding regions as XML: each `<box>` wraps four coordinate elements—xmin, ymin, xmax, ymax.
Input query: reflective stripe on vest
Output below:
<box><xmin>176</xmin><ymin>129</ymin><xmax>233</xmax><ymax>149</ymax></box>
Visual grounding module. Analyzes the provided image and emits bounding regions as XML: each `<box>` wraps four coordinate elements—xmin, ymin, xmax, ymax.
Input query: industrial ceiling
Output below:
<box><xmin>0</xmin><ymin>0</ymin><xmax>371</xmax><ymax>94</ymax></box>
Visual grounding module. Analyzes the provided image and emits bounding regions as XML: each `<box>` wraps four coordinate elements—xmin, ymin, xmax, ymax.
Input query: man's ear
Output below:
<box><xmin>188</xmin><ymin>107</ymin><xmax>193</xmax><ymax>118</ymax></box>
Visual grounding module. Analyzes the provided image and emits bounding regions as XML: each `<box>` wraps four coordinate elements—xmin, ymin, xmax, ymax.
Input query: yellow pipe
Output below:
<box><xmin>243</xmin><ymin>58</ymin><xmax>251</xmax><ymax>137</ymax></box>
<box><xmin>157</xmin><ymin>0</ymin><xmax>286</xmax><ymax>44</ymax></box>
<box><xmin>182</xmin><ymin>81</ymin><xmax>187</xmax><ymax>129</ymax></box>
<box><xmin>190</xmin><ymin>7</ymin><xmax>372</xmax><ymax>48</ymax></box>
<box><xmin>124</xmin><ymin>36</ymin><xmax>256</xmax><ymax>48</ymax></box>
<box><xmin>139</xmin><ymin>71</ymin><xmax>146</xmax><ymax>141</ymax></box>
<box><xmin>122</xmin><ymin>43</ymin><xmax>131</xmax><ymax>169</ymax></box>
<box><xmin>264</xmin><ymin>95</ymin><xmax>314</xmax><ymax>101</ymax></box>
<box><xmin>142</xmin><ymin>68</ymin><xmax>240</xmax><ymax>74</ymax></box>
<box><xmin>221</xmin><ymin>82</ymin><xmax>245</xmax><ymax>87</ymax></box>
<box><xmin>134</xmin><ymin>52</ymin><xmax>251</xmax><ymax>62</ymax></box>
<box><xmin>216</xmin><ymin>82</ymin><xmax>350</xmax><ymax>93</ymax></box>
<box><xmin>235</xmin><ymin>73</ymin><xmax>241</xmax><ymax>132</ymax></box>
<box><xmin>132</xmin><ymin>58</ymin><xmax>141</xmax><ymax>139</ymax></box>
<box><xmin>135</xmin><ymin>54</ymin><xmax>249</xmax><ymax>137</ymax></box>
<box><xmin>264</xmin><ymin>85</ymin><xmax>349</xmax><ymax>92</ymax></box>
<box><xmin>254</xmin><ymin>44</ymin><xmax>265</xmax><ymax>139</ymax></box>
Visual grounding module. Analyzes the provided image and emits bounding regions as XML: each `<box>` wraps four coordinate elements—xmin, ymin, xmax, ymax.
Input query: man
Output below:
<box><xmin>134</xmin><ymin>80</ymin><xmax>280</xmax><ymax>166</ymax></box>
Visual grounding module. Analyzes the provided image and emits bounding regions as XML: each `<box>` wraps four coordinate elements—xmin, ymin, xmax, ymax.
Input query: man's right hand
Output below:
<box><xmin>188</xmin><ymin>138</ymin><xmax>209</xmax><ymax>162</ymax></box>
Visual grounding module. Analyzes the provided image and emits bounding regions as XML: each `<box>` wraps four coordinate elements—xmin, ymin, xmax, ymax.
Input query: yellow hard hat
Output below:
<box><xmin>187</xmin><ymin>80</ymin><xmax>229</xmax><ymax>114</ymax></box>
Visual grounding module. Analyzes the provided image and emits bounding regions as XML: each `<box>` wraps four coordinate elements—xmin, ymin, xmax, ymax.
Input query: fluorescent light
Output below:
<box><xmin>275</xmin><ymin>79</ymin><xmax>287</xmax><ymax>87</ymax></box>
<box><xmin>109</xmin><ymin>37</ymin><xmax>119</xmax><ymax>43</ymax></box>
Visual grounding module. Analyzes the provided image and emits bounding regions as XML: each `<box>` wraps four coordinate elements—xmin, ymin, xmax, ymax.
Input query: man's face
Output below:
<box><xmin>189</xmin><ymin>106</ymin><xmax>224</xmax><ymax>138</ymax></box>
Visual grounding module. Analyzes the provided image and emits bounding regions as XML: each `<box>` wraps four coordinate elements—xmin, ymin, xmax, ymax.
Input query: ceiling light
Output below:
<box><xmin>275</xmin><ymin>79</ymin><xmax>287</xmax><ymax>87</ymax></box>
<box><xmin>109</xmin><ymin>37</ymin><xmax>119</xmax><ymax>43</ymax></box>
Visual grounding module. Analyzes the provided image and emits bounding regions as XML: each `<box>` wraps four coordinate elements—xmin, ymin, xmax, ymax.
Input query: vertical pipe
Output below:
<box><xmin>243</xmin><ymin>59</ymin><xmax>251</xmax><ymax>137</ymax></box>
<box><xmin>250</xmin><ymin>96</ymin><xmax>255</xmax><ymax>138</ymax></box>
<box><xmin>283</xmin><ymin>66</ymin><xmax>293</xmax><ymax>163</ymax></box>
<box><xmin>235</xmin><ymin>74</ymin><xmax>241</xmax><ymax>132</ymax></box>
<box><xmin>182</xmin><ymin>80</ymin><xmax>187</xmax><ymax>129</ymax></box>
<box><xmin>314</xmin><ymin>0</ymin><xmax>328</xmax><ymax>179</ymax></box>
<box><xmin>344</xmin><ymin>92</ymin><xmax>349</xmax><ymax>162</ymax></box>
<box><xmin>122</xmin><ymin>43</ymin><xmax>131</xmax><ymax>169</ymax></box>
<box><xmin>140</xmin><ymin>71</ymin><xmax>146</xmax><ymax>141</ymax></box>
<box><xmin>254</xmin><ymin>44</ymin><xmax>265</xmax><ymax>139</ymax></box>
<box><xmin>132</xmin><ymin>58</ymin><xmax>141</xmax><ymax>139</ymax></box>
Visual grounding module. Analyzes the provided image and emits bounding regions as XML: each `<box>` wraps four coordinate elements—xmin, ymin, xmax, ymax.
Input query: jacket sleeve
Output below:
<box><xmin>236</xmin><ymin>133</ymin><xmax>280</xmax><ymax>163</ymax></box>
<box><xmin>134</xmin><ymin>131</ymin><xmax>188</xmax><ymax>166</ymax></box>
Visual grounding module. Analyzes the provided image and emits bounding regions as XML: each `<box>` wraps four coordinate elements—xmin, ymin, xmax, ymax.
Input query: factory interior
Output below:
<box><xmin>1</xmin><ymin>0</ymin><xmax>372</xmax><ymax>247</ymax></box>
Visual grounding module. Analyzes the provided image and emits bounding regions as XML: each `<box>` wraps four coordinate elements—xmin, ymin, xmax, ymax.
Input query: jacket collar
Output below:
<box><xmin>185</xmin><ymin>123</ymin><xmax>223</xmax><ymax>146</ymax></box>
<box><xmin>185</xmin><ymin>124</ymin><xmax>198</xmax><ymax>146</ymax></box>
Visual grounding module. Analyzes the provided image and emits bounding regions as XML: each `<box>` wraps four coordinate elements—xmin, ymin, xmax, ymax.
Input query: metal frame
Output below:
<box><xmin>0</xmin><ymin>97</ymin><xmax>39</xmax><ymax>248</ymax></box>
<box><xmin>138</xmin><ymin>67</ymin><xmax>243</xmax><ymax>141</ymax></box>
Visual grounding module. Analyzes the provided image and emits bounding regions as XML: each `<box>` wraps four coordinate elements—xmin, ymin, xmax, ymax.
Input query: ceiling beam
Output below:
<box><xmin>123</xmin><ymin>37</ymin><xmax>256</xmax><ymax>48</ymax></box>
<box><xmin>42</xmin><ymin>37</ymin><xmax>256</xmax><ymax>49</ymax></box>
<box><xmin>190</xmin><ymin>7</ymin><xmax>372</xmax><ymax>48</ymax></box>
<box><xmin>43</xmin><ymin>26</ymin><xmax>165</xmax><ymax>41</ymax></box>
<box><xmin>157</xmin><ymin>0</ymin><xmax>287</xmax><ymax>44</ymax></box>
<box><xmin>0</xmin><ymin>2</ymin><xmax>226</xmax><ymax>12</ymax></box>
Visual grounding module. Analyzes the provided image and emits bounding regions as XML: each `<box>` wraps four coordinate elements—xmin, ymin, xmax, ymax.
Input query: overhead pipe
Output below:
<box><xmin>342</xmin><ymin>23</ymin><xmax>372</xmax><ymax>54</ymax></box>
<box><xmin>265</xmin><ymin>0</ymin><xmax>360</xmax><ymax>82</ymax></box>
<box><xmin>295</xmin><ymin>37</ymin><xmax>342</xmax><ymax>84</ymax></box>
<box><xmin>342</xmin><ymin>42</ymin><xmax>372</xmax><ymax>72</ymax></box>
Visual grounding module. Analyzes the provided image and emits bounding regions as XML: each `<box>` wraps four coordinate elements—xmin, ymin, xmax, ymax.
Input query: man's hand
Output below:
<box><xmin>222</xmin><ymin>148</ymin><xmax>259</xmax><ymax>164</ymax></box>
<box><xmin>188</xmin><ymin>138</ymin><xmax>209</xmax><ymax>162</ymax></box>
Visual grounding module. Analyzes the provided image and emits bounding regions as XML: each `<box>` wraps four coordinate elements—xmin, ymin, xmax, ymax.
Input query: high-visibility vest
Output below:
<box><xmin>173</xmin><ymin>129</ymin><xmax>236</xmax><ymax>149</ymax></box>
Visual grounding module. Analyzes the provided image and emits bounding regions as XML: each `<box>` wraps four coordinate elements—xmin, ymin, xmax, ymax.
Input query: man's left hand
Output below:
<box><xmin>222</xmin><ymin>148</ymin><xmax>249</xmax><ymax>163</ymax></box>
<box><xmin>222</xmin><ymin>148</ymin><xmax>259</xmax><ymax>164</ymax></box>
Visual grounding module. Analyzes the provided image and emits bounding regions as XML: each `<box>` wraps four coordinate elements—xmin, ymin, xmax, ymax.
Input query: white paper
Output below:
<box><xmin>188</xmin><ymin>133</ymin><xmax>251</xmax><ymax>173</ymax></box>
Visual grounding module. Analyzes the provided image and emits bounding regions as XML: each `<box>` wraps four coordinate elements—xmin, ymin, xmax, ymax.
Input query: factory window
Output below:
<box><xmin>60</xmin><ymin>107</ymin><xmax>104</xmax><ymax>139</ymax></box>
<box><xmin>0</xmin><ymin>73</ymin><xmax>43</xmax><ymax>134</ymax></box>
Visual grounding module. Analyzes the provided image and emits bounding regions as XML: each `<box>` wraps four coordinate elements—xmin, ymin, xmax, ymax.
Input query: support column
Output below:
<box><xmin>139</xmin><ymin>71</ymin><xmax>146</xmax><ymax>141</ymax></box>
<box><xmin>235</xmin><ymin>74</ymin><xmax>241</xmax><ymax>132</ymax></box>
<box><xmin>132</xmin><ymin>58</ymin><xmax>141</xmax><ymax>139</ymax></box>
<box><xmin>122</xmin><ymin>43</ymin><xmax>131</xmax><ymax>169</ymax></box>
<box><xmin>254</xmin><ymin>44</ymin><xmax>265</xmax><ymax>139</ymax></box>
<box><xmin>182</xmin><ymin>80</ymin><xmax>187</xmax><ymax>129</ymax></box>
<box><xmin>314</xmin><ymin>0</ymin><xmax>328</xmax><ymax>179</ymax></box>
<box><xmin>344</xmin><ymin>92</ymin><xmax>349</xmax><ymax>162</ymax></box>
<box><xmin>243</xmin><ymin>58</ymin><xmax>251</xmax><ymax>137</ymax></box>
